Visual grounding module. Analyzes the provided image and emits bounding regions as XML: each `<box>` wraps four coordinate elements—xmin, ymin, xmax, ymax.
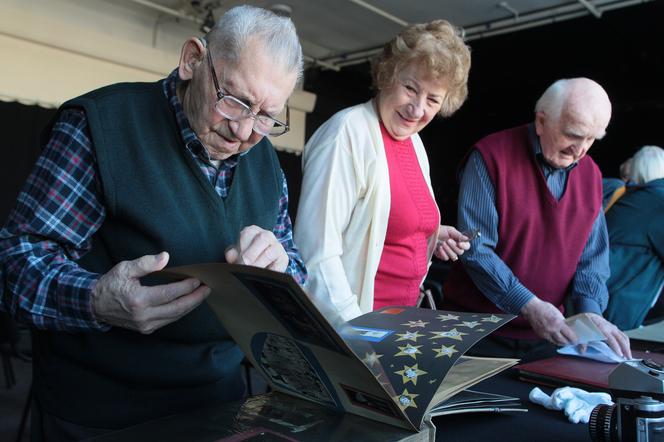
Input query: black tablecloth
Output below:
<box><xmin>434</xmin><ymin>368</ymin><xmax>590</xmax><ymax>442</ymax></box>
<box><xmin>90</xmin><ymin>368</ymin><xmax>593</xmax><ymax>442</ymax></box>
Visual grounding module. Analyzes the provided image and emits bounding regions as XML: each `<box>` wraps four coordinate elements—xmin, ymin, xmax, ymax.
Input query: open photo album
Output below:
<box><xmin>158</xmin><ymin>263</ymin><xmax>524</xmax><ymax>433</ymax></box>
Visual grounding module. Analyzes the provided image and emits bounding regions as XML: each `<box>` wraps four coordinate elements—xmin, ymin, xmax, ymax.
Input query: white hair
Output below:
<box><xmin>534</xmin><ymin>79</ymin><xmax>569</xmax><ymax>119</ymax></box>
<box><xmin>630</xmin><ymin>145</ymin><xmax>664</xmax><ymax>184</ymax></box>
<box><xmin>206</xmin><ymin>5</ymin><xmax>303</xmax><ymax>83</ymax></box>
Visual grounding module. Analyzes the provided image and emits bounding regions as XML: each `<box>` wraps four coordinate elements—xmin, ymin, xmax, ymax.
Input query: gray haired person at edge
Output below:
<box><xmin>0</xmin><ymin>6</ymin><xmax>306</xmax><ymax>440</ymax></box>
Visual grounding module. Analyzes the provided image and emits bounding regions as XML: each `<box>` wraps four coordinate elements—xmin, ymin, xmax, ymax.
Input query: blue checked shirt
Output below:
<box><xmin>0</xmin><ymin>70</ymin><xmax>307</xmax><ymax>331</ymax></box>
<box><xmin>457</xmin><ymin>124</ymin><xmax>610</xmax><ymax>316</ymax></box>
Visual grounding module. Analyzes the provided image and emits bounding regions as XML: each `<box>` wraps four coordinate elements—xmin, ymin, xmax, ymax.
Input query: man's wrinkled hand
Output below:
<box><xmin>91</xmin><ymin>252</ymin><xmax>211</xmax><ymax>334</ymax></box>
<box><xmin>225</xmin><ymin>225</ymin><xmax>288</xmax><ymax>272</ymax></box>
<box><xmin>586</xmin><ymin>313</ymin><xmax>632</xmax><ymax>359</ymax></box>
<box><xmin>521</xmin><ymin>297</ymin><xmax>578</xmax><ymax>346</ymax></box>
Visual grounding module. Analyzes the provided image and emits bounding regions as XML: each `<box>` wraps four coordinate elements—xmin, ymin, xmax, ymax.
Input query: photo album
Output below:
<box><xmin>159</xmin><ymin>263</ymin><xmax>524</xmax><ymax>434</ymax></box>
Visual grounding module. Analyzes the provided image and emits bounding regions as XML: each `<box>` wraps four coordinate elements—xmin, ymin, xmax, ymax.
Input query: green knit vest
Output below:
<box><xmin>32</xmin><ymin>80</ymin><xmax>282</xmax><ymax>429</ymax></box>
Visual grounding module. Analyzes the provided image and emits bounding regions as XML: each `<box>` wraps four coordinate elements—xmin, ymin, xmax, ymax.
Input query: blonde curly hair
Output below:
<box><xmin>371</xmin><ymin>20</ymin><xmax>471</xmax><ymax>117</ymax></box>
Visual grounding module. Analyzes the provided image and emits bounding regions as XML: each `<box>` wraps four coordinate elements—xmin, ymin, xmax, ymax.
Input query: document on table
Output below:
<box><xmin>556</xmin><ymin>313</ymin><xmax>634</xmax><ymax>364</ymax></box>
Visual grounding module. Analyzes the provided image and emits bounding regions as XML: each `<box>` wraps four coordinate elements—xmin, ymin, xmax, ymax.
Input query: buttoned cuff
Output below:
<box><xmin>502</xmin><ymin>284</ymin><xmax>535</xmax><ymax>315</ymax></box>
<box><xmin>574</xmin><ymin>297</ymin><xmax>603</xmax><ymax>316</ymax></box>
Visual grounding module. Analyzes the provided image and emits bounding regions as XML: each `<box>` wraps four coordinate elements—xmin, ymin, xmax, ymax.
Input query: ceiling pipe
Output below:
<box><xmin>127</xmin><ymin>0</ymin><xmax>650</xmax><ymax>72</ymax></box>
<box><xmin>126</xmin><ymin>0</ymin><xmax>334</xmax><ymax>70</ymax></box>
<box><xmin>303</xmin><ymin>55</ymin><xmax>340</xmax><ymax>71</ymax></box>
<box><xmin>347</xmin><ymin>0</ymin><xmax>409</xmax><ymax>27</ymax></box>
<box><xmin>498</xmin><ymin>2</ymin><xmax>520</xmax><ymax>20</ymax></box>
<box><xmin>328</xmin><ymin>0</ymin><xmax>651</xmax><ymax>69</ymax></box>
<box><xmin>324</xmin><ymin>2</ymin><xmax>586</xmax><ymax>68</ymax></box>
<box><xmin>464</xmin><ymin>1</ymin><xmax>589</xmax><ymax>34</ymax></box>
<box><xmin>466</xmin><ymin>11</ymin><xmax>589</xmax><ymax>42</ymax></box>
<box><xmin>126</xmin><ymin>0</ymin><xmax>205</xmax><ymax>24</ymax></box>
<box><xmin>577</xmin><ymin>0</ymin><xmax>603</xmax><ymax>17</ymax></box>
<box><xmin>600</xmin><ymin>0</ymin><xmax>652</xmax><ymax>12</ymax></box>
<box><xmin>332</xmin><ymin>11</ymin><xmax>590</xmax><ymax>69</ymax></box>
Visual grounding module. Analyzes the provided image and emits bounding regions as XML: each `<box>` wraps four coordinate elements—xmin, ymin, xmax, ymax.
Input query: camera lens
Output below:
<box><xmin>589</xmin><ymin>403</ymin><xmax>618</xmax><ymax>442</ymax></box>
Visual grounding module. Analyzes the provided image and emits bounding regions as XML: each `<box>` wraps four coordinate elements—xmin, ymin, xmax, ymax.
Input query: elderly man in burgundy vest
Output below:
<box><xmin>443</xmin><ymin>78</ymin><xmax>631</xmax><ymax>362</ymax></box>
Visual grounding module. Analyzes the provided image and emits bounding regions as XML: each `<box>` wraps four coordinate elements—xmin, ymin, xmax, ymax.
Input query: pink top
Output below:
<box><xmin>373</xmin><ymin>123</ymin><xmax>439</xmax><ymax>310</ymax></box>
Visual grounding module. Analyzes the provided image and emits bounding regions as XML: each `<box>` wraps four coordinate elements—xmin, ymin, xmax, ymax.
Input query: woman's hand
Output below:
<box><xmin>434</xmin><ymin>225</ymin><xmax>471</xmax><ymax>261</ymax></box>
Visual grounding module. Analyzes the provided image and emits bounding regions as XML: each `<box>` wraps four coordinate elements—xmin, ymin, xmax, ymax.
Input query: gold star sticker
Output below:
<box><xmin>362</xmin><ymin>351</ymin><xmax>383</xmax><ymax>367</ymax></box>
<box><xmin>395</xmin><ymin>364</ymin><xmax>428</xmax><ymax>385</ymax></box>
<box><xmin>455</xmin><ymin>321</ymin><xmax>481</xmax><ymax>329</ymax></box>
<box><xmin>393</xmin><ymin>388</ymin><xmax>419</xmax><ymax>411</ymax></box>
<box><xmin>429</xmin><ymin>328</ymin><xmax>468</xmax><ymax>341</ymax></box>
<box><xmin>481</xmin><ymin>314</ymin><xmax>503</xmax><ymax>323</ymax></box>
<box><xmin>394</xmin><ymin>343</ymin><xmax>423</xmax><ymax>360</ymax></box>
<box><xmin>396</xmin><ymin>331</ymin><xmax>424</xmax><ymax>342</ymax></box>
<box><xmin>401</xmin><ymin>320</ymin><xmax>429</xmax><ymax>328</ymax></box>
<box><xmin>433</xmin><ymin>344</ymin><xmax>459</xmax><ymax>358</ymax></box>
<box><xmin>436</xmin><ymin>313</ymin><xmax>459</xmax><ymax>322</ymax></box>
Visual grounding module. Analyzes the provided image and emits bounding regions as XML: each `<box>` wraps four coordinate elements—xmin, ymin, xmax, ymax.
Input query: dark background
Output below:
<box><xmin>0</xmin><ymin>101</ymin><xmax>55</xmax><ymax>225</ymax></box>
<box><xmin>1</xmin><ymin>1</ymin><xmax>663</xmax><ymax>226</ymax></box>
<box><xmin>296</xmin><ymin>0</ymin><xmax>664</xmax><ymax>223</ymax></box>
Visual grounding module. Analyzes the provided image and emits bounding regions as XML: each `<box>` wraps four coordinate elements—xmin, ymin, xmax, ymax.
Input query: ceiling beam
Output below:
<box><xmin>303</xmin><ymin>55</ymin><xmax>340</xmax><ymax>72</ymax></box>
<box><xmin>347</xmin><ymin>0</ymin><xmax>408</xmax><ymax>27</ymax></box>
<box><xmin>126</xmin><ymin>0</ymin><xmax>205</xmax><ymax>25</ymax></box>
<box><xmin>125</xmin><ymin>0</ymin><xmax>334</xmax><ymax>70</ymax></box>
<box><xmin>319</xmin><ymin>0</ymin><xmax>652</xmax><ymax>70</ymax></box>
<box><xmin>577</xmin><ymin>0</ymin><xmax>603</xmax><ymax>18</ymax></box>
<box><xmin>497</xmin><ymin>2</ymin><xmax>520</xmax><ymax>20</ymax></box>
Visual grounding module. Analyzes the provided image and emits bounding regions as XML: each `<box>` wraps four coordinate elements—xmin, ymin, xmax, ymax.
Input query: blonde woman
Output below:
<box><xmin>295</xmin><ymin>20</ymin><xmax>472</xmax><ymax>321</ymax></box>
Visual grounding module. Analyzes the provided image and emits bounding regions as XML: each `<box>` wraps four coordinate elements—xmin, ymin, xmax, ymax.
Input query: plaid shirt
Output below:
<box><xmin>0</xmin><ymin>70</ymin><xmax>307</xmax><ymax>331</ymax></box>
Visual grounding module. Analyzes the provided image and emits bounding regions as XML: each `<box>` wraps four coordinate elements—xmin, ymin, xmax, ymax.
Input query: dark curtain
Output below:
<box><xmin>0</xmin><ymin>101</ymin><xmax>56</xmax><ymax>225</ymax></box>
<box><xmin>302</xmin><ymin>1</ymin><xmax>664</xmax><ymax>225</ymax></box>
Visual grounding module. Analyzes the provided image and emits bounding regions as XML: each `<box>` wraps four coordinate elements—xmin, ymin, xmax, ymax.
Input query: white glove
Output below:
<box><xmin>529</xmin><ymin>386</ymin><xmax>613</xmax><ymax>424</ymax></box>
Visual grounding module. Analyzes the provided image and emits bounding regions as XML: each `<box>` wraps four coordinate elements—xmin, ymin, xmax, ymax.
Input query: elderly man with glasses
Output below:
<box><xmin>0</xmin><ymin>5</ymin><xmax>305</xmax><ymax>439</ymax></box>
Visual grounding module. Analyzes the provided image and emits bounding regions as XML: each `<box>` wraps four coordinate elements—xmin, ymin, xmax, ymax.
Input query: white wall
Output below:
<box><xmin>0</xmin><ymin>0</ymin><xmax>314</xmax><ymax>152</ymax></box>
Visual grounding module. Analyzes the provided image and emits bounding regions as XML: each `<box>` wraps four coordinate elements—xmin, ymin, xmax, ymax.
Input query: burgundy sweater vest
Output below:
<box><xmin>443</xmin><ymin>125</ymin><xmax>602</xmax><ymax>339</ymax></box>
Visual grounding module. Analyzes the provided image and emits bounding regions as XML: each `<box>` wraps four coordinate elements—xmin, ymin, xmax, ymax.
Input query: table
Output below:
<box><xmin>89</xmin><ymin>368</ymin><xmax>592</xmax><ymax>442</ymax></box>
<box><xmin>433</xmin><ymin>369</ymin><xmax>589</xmax><ymax>442</ymax></box>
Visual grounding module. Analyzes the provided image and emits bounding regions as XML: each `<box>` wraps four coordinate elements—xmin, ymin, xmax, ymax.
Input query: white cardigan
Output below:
<box><xmin>294</xmin><ymin>100</ymin><xmax>440</xmax><ymax>321</ymax></box>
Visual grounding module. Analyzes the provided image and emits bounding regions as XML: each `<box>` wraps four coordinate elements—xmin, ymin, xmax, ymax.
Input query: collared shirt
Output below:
<box><xmin>457</xmin><ymin>124</ymin><xmax>609</xmax><ymax>315</ymax></box>
<box><xmin>0</xmin><ymin>69</ymin><xmax>306</xmax><ymax>331</ymax></box>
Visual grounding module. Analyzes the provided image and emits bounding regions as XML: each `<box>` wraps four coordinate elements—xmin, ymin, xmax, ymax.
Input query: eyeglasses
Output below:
<box><xmin>206</xmin><ymin>48</ymin><xmax>290</xmax><ymax>137</ymax></box>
